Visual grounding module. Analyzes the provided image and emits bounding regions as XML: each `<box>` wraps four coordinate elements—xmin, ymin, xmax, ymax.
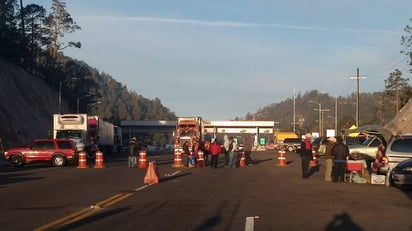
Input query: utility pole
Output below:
<box><xmin>350</xmin><ymin>68</ymin><xmax>366</xmax><ymax>127</ymax></box>
<box><xmin>293</xmin><ymin>89</ymin><xmax>296</xmax><ymax>133</ymax></box>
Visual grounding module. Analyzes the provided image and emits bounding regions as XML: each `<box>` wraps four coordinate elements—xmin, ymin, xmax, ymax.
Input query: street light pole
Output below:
<box><xmin>77</xmin><ymin>94</ymin><xmax>91</xmax><ymax>113</ymax></box>
<box><xmin>87</xmin><ymin>101</ymin><xmax>101</xmax><ymax>114</ymax></box>
<box><xmin>309</xmin><ymin>101</ymin><xmax>322</xmax><ymax>136</ymax></box>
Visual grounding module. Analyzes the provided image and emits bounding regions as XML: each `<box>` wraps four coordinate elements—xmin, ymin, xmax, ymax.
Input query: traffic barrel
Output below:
<box><xmin>138</xmin><ymin>150</ymin><xmax>148</xmax><ymax>168</ymax></box>
<box><xmin>77</xmin><ymin>151</ymin><xmax>88</xmax><ymax>168</ymax></box>
<box><xmin>172</xmin><ymin>149</ymin><xmax>184</xmax><ymax>168</ymax></box>
<box><xmin>93</xmin><ymin>151</ymin><xmax>105</xmax><ymax>168</ymax></box>
<box><xmin>239</xmin><ymin>151</ymin><xmax>246</xmax><ymax>167</ymax></box>
<box><xmin>144</xmin><ymin>161</ymin><xmax>160</xmax><ymax>184</ymax></box>
<box><xmin>276</xmin><ymin>150</ymin><xmax>287</xmax><ymax>166</ymax></box>
<box><xmin>197</xmin><ymin>150</ymin><xmax>205</xmax><ymax>167</ymax></box>
<box><xmin>309</xmin><ymin>150</ymin><xmax>318</xmax><ymax>167</ymax></box>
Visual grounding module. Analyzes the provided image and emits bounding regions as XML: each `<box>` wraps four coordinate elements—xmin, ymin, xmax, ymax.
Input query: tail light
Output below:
<box><xmin>381</xmin><ymin>155</ymin><xmax>389</xmax><ymax>164</ymax></box>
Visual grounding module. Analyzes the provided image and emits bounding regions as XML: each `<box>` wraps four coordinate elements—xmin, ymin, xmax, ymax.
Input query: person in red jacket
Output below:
<box><xmin>210</xmin><ymin>139</ymin><xmax>222</xmax><ymax>168</ymax></box>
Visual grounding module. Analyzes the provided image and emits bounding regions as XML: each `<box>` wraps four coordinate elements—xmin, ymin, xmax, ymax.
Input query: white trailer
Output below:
<box><xmin>53</xmin><ymin>114</ymin><xmax>115</xmax><ymax>157</ymax></box>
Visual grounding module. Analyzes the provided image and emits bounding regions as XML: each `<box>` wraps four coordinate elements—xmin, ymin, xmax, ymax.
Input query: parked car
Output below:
<box><xmin>282</xmin><ymin>138</ymin><xmax>302</xmax><ymax>152</ymax></box>
<box><xmin>390</xmin><ymin>158</ymin><xmax>412</xmax><ymax>187</ymax></box>
<box><xmin>345</xmin><ymin>136</ymin><xmax>367</xmax><ymax>146</ymax></box>
<box><xmin>380</xmin><ymin>134</ymin><xmax>412</xmax><ymax>173</ymax></box>
<box><xmin>4</xmin><ymin>139</ymin><xmax>78</xmax><ymax>167</ymax></box>
<box><xmin>312</xmin><ymin>137</ymin><xmax>328</xmax><ymax>155</ymax></box>
<box><xmin>348</xmin><ymin>135</ymin><xmax>384</xmax><ymax>160</ymax></box>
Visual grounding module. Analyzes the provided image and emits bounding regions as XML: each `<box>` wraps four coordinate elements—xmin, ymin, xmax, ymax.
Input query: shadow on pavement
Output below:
<box><xmin>325</xmin><ymin>212</ymin><xmax>364</xmax><ymax>231</ymax></box>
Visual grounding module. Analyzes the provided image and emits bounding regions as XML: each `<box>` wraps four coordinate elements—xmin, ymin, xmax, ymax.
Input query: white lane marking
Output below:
<box><xmin>134</xmin><ymin>185</ymin><xmax>150</xmax><ymax>191</ymax></box>
<box><xmin>245</xmin><ymin>216</ymin><xmax>259</xmax><ymax>231</ymax></box>
<box><xmin>169</xmin><ymin>170</ymin><xmax>181</xmax><ymax>176</ymax></box>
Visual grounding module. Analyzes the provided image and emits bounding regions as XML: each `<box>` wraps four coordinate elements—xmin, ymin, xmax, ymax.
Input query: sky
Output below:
<box><xmin>29</xmin><ymin>0</ymin><xmax>412</xmax><ymax>120</ymax></box>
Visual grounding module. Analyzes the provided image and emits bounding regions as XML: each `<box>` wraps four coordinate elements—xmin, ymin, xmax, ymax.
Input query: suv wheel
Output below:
<box><xmin>11</xmin><ymin>155</ymin><xmax>23</xmax><ymax>167</ymax></box>
<box><xmin>287</xmin><ymin>146</ymin><xmax>294</xmax><ymax>152</ymax></box>
<box><xmin>52</xmin><ymin>155</ymin><xmax>66</xmax><ymax>167</ymax></box>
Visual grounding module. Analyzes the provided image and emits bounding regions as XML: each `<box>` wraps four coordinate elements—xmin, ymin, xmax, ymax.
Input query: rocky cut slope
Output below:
<box><xmin>0</xmin><ymin>57</ymin><xmax>69</xmax><ymax>149</ymax></box>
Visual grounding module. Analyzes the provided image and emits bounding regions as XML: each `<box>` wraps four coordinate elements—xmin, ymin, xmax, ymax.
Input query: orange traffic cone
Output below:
<box><xmin>276</xmin><ymin>150</ymin><xmax>287</xmax><ymax>166</ymax></box>
<box><xmin>94</xmin><ymin>151</ymin><xmax>105</xmax><ymax>168</ymax></box>
<box><xmin>77</xmin><ymin>151</ymin><xmax>88</xmax><ymax>168</ymax></box>
<box><xmin>172</xmin><ymin>149</ymin><xmax>184</xmax><ymax>168</ymax></box>
<box><xmin>239</xmin><ymin>151</ymin><xmax>246</xmax><ymax>167</ymax></box>
<box><xmin>197</xmin><ymin>151</ymin><xmax>205</xmax><ymax>167</ymax></box>
<box><xmin>138</xmin><ymin>150</ymin><xmax>148</xmax><ymax>168</ymax></box>
<box><xmin>144</xmin><ymin>161</ymin><xmax>160</xmax><ymax>184</ymax></box>
<box><xmin>309</xmin><ymin>150</ymin><xmax>317</xmax><ymax>167</ymax></box>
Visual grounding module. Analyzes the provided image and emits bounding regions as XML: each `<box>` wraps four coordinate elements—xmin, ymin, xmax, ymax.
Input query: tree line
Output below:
<box><xmin>0</xmin><ymin>0</ymin><xmax>177</xmax><ymax>127</ymax></box>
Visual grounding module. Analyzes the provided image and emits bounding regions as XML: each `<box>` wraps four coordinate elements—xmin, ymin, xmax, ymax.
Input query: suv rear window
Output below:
<box><xmin>390</xmin><ymin>138</ymin><xmax>412</xmax><ymax>153</ymax></box>
<box><xmin>57</xmin><ymin>141</ymin><xmax>73</xmax><ymax>150</ymax></box>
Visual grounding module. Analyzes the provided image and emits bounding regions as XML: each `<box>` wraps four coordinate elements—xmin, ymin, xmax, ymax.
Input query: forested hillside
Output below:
<box><xmin>242</xmin><ymin>90</ymin><xmax>397</xmax><ymax>133</ymax></box>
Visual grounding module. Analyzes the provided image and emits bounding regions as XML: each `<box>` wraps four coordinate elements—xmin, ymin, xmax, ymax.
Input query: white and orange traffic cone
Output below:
<box><xmin>77</xmin><ymin>151</ymin><xmax>88</xmax><ymax>169</ymax></box>
<box><xmin>276</xmin><ymin>150</ymin><xmax>287</xmax><ymax>166</ymax></box>
<box><xmin>138</xmin><ymin>150</ymin><xmax>148</xmax><ymax>168</ymax></box>
<box><xmin>197</xmin><ymin>151</ymin><xmax>205</xmax><ymax>167</ymax></box>
<box><xmin>239</xmin><ymin>151</ymin><xmax>246</xmax><ymax>167</ymax></box>
<box><xmin>94</xmin><ymin>151</ymin><xmax>105</xmax><ymax>168</ymax></box>
<box><xmin>172</xmin><ymin>149</ymin><xmax>184</xmax><ymax>168</ymax></box>
<box><xmin>309</xmin><ymin>150</ymin><xmax>318</xmax><ymax>167</ymax></box>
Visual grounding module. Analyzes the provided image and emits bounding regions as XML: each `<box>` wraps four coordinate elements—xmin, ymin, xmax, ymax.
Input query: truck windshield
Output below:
<box><xmin>56</xmin><ymin>131</ymin><xmax>82</xmax><ymax>139</ymax></box>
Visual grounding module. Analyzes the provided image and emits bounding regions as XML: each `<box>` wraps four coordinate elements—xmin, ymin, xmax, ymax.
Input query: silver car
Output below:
<box><xmin>380</xmin><ymin>134</ymin><xmax>412</xmax><ymax>173</ymax></box>
<box><xmin>348</xmin><ymin>135</ymin><xmax>383</xmax><ymax>160</ymax></box>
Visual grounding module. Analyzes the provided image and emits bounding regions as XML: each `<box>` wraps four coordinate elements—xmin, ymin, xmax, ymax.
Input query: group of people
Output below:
<box><xmin>300</xmin><ymin>133</ymin><xmax>350</xmax><ymax>182</ymax></box>
<box><xmin>181</xmin><ymin>134</ymin><xmax>253</xmax><ymax>168</ymax></box>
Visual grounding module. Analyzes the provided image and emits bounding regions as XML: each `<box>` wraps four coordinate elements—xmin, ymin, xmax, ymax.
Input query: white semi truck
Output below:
<box><xmin>53</xmin><ymin>114</ymin><xmax>115</xmax><ymax>158</ymax></box>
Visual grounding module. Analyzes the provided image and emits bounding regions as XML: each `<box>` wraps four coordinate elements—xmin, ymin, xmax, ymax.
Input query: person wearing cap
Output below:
<box><xmin>128</xmin><ymin>137</ymin><xmax>138</xmax><ymax>167</ymax></box>
<box><xmin>300</xmin><ymin>133</ymin><xmax>313</xmax><ymax>178</ymax></box>
<box><xmin>324</xmin><ymin>137</ymin><xmax>336</xmax><ymax>182</ymax></box>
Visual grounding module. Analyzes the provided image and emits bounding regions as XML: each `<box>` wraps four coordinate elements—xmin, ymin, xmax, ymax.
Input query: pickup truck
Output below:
<box><xmin>4</xmin><ymin>139</ymin><xmax>78</xmax><ymax>167</ymax></box>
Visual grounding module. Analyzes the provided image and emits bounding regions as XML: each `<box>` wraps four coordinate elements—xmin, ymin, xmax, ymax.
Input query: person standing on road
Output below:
<box><xmin>210</xmin><ymin>139</ymin><xmax>221</xmax><ymax>168</ymax></box>
<box><xmin>331</xmin><ymin>136</ymin><xmax>349</xmax><ymax>182</ymax></box>
<box><xmin>203</xmin><ymin>139</ymin><xmax>211</xmax><ymax>165</ymax></box>
<box><xmin>128</xmin><ymin>137</ymin><xmax>138</xmax><ymax>167</ymax></box>
<box><xmin>228</xmin><ymin>137</ymin><xmax>238</xmax><ymax>168</ymax></box>
<box><xmin>300</xmin><ymin>133</ymin><xmax>312</xmax><ymax>178</ymax></box>
<box><xmin>324</xmin><ymin>137</ymin><xmax>336</xmax><ymax>182</ymax></box>
<box><xmin>244</xmin><ymin>136</ymin><xmax>253</xmax><ymax>166</ymax></box>
<box><xmin>223</xmin><ymin>134</ymin><xmax>230</xmax><ymax>167</ymax></box>
<box><xmin>182</xmin><ymin>141</ymin><xmax>190</xmax><ymax>167</ymax></box>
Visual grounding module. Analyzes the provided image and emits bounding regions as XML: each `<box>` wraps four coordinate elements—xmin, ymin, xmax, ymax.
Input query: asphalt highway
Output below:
<box><xmin>0</xmin><ymin>151</ymin><xmax>411</xmax><ymax>231</ymax></box>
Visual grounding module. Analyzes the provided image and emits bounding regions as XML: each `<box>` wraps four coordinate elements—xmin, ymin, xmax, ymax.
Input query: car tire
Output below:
<box><xmin>11</xmin><ymin>155</ymin><xmax>23</xmax><ymax>167</ymax></box>
<box><xmin>52</xmin><ymin>155</ymin><xmax>66</xmax><ymax>167</ymax></box>
<box><xmin>287</xmin><ymin>146</ymin><xmax>294</xmax><ymax>152</ymax></box>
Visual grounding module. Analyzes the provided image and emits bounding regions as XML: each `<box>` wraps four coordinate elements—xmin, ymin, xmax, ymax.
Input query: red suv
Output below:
<box><xmin>4</xmin><ymin>139</ymin><xmax>78</xmax><ymax>167</ymax></box>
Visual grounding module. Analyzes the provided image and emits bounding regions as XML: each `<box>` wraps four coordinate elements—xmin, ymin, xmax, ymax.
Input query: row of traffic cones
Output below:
<box><xmin>275</xmin><ymin>150</ymin><xmax>318</xmax><ymax>167</ymax></box>
<box><xmin>77</xmin><ymin>151</ymin><xmax>105</xmax><ymax>168</ymax></box>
